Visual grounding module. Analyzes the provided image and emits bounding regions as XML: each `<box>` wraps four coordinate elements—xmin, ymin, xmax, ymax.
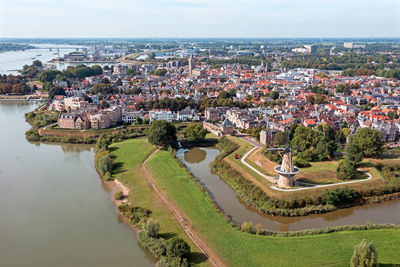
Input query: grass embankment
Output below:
<box><xmin>109</xmin><ymin>139</ymin><xmax>208</xmax><ymax>266</ymax></box>
<box><xmin>248</xmin><ymin>147</ymin><xmax>368</xmax><ymax>184</ymax></box>
<box><xmin>226</xmin><ymin>136</ymin><xmax>394</xmax><ymax>201</ymax></box>
<box><xmin>145</xmin><ymin>147</ymin><xmax>400</xmax><ymax>266</ymax></box>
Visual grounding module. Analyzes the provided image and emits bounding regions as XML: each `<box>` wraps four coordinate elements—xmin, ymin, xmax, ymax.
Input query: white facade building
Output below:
<box><xmin>149</xmin><ymin>109</ymin><xmax>173</xmax><ymax>123</ymax></box>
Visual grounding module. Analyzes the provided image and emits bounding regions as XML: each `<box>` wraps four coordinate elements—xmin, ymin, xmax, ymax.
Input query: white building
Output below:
<box><xmin>176</xmin><ymin>106</ymin><xmax>199</xmax><ymax>121</ymax></box>
<box><xmin>149</xmin><ymin>109</ymin><xmax>173</xmax><ymax>123</ymax></box>
<box><xmin>122</xmin><ymin>109</ymin><xmax>144</xmax><ymax>124</ymax></box>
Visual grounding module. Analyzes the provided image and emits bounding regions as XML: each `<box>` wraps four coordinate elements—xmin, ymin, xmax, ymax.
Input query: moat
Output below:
<box><xmin>178</xmin><ymin>146</ymin><xmax>400</xmax><ymax>232</ymax></box>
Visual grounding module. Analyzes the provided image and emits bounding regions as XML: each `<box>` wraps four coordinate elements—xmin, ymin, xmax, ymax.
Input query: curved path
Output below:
<box><xmin>239</xmin><ymin>139</ymin><xmax>372</xmax><ymax>192</ymax></box>
<box><xmin>142</xmin><ymin>149</ymin><xmax>225</xmax><ymax>267</ymax></box>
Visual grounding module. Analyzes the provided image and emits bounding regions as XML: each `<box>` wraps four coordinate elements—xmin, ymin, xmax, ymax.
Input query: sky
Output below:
<box><xmin>0</xmin><ymin>0</ymin><xmax>399</xmax><ymax>38</ymax></box>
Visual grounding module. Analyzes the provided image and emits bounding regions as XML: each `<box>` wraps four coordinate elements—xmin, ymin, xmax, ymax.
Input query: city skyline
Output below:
<box><xmin>0</xmin><ymin>0</ymin><xmax>399</xmax><ymax>38</ymax></box>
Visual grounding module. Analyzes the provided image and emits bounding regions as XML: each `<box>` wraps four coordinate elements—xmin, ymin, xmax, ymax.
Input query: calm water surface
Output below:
<box><xmin>178</xmin><ymin>147</ymin><xmax>400</xmax><ymax>232</ymax></box>
<box><xmin>0</xmin><ymin>44</ymin><xmax>109</xmax><ymax>75</ymax></box>
<box><xmin>0</xmin><ymin>102</ymin><xmax>153</xmax><ymax>267</ymax></box>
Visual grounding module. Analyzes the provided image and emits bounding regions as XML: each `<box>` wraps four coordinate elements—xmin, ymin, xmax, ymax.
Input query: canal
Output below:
<box><xmin>177</xmin><ymin>147</ymin><xmax>400</xmax><ymax>232</ymax></box>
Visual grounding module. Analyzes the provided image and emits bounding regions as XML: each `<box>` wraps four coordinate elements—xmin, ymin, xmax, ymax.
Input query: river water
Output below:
<box><xmin>0</xmin><ymin>102</ymin><xmax>153</xmax><ymax>267</ymax></box>
<box><xmin>178</xmin><ymin>147</ymin><xmax>400</xmax><ymax>232</ymax></box>
<box><xmin>0</xmin><ymin>44</ymin><xmax>110</xmax><ymax>75</ymax></box>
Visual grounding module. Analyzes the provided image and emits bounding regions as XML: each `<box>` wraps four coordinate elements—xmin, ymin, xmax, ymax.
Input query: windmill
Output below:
<box><xmin>267</xmin><ymin>131</ymin><xmax>301</xmax><ymax>188</ymax></box>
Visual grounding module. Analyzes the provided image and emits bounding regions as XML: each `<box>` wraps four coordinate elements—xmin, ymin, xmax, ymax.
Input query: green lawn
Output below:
<box><xmin>109</xmin><ymin>138</ymin><xmax>209</xmax><ymax>266</ymax></box>
<box><xmin>146</xmin><ymin>149</ymin><xmax>400</xmax><ymax>267</ymax></box>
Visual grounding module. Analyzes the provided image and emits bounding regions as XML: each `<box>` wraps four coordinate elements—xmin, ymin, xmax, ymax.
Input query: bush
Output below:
<box><xmin>337</xmin><ymin>159</ymin><xmax>356</xmax><ymax>180</ymax></box>
<box><xmin>144</xmin><ymin>219</ymin><xmax>161</xmax><ymax>238</ymax></box>
<box><xmin>113</xmin><ymin>190</ymin><xmax>124</xmax><ymax>200</ymax></box>
<box><xmin>183</xmin><ymin>124</ymin><xmax>207</xmax><ymax>144</ymax></box>
<box><xmin>240</xmin><ymin>221</ymin><xmax>253</xmax><ymax>233</ymax></box>
<box><xmin>166</xmin><ymin>237</ymin><xmax>190</xmax><ymax>259</ymax></box>
<box><xmin>350</xmin><ymin>239</ymin><xmax>378</xmax><ymax>267</ymax></box>
<box><xmin>104</xmin><ymin>172</ymin><xmax>113</xmax><ymax>181</ymax></box>
<box><xmin>96</xmin><ymin>155</ymin><xmax>113</xmax><ymax>175</ymax></box>
<box><xmin>324</xmin><ymin>187</ymin><xmax>360</xmax><ymax>206</ymax></box>
<box><xmin>156</xmin><ymin>256</ymin><xmax>189</xmax><ymax>267</ymax></box>
<box><xmin>294</xmin><ymin>155</ymin><xmax>310</xmax><ymax>168</ymax></box>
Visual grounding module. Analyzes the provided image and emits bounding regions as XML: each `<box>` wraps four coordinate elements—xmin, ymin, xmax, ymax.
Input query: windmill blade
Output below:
<box><xmin>267</xmin><ymin>148</ymin><xmax>286</xmax><ymax>151</ymax></box>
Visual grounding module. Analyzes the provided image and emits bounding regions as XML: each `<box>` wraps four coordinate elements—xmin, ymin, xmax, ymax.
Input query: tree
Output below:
<box><xmin>351</xmin><ymin>128</ymin><xmax>383</xmax><ymax>157</ymax></box>
<box><xmin>154</xmin><ymin>68</ymin><xmax>167</xmax><ymax>76</ymax></box>
<box><xmin>148</xmin><ymin>120</ymin><xmax>177</xmax><ymax>147</ymax></box>
<box><xmin>337</xmin><ymin>159</ymin><xmax>356</xmax><ymax>180</ymax></box>
<box><xmin>144</xmin><ymin>219</ymin><xmax>160</xmax><ymax>238</ymax></box>
<box><xmin>156</xmin><ymin>257</ymin><xmax>189</xmax><ymax>267</ymax></box>
<box><xmin>335</xmin><ymin>129</ymin><xmax>346</xmax><ymax>144</ymax></box>
<box><xmin>126</xmin><ymin>68</ymin><xmax>136</xmax><ymax>77</ymax></box>
<box><xmin>270</xmin><ymin>91</ymin><xmax>279</xmax><ymax>100</ymax></box>
<box><xmin>48</xmin><ymin>85</ymin><xmax>66</xmax><ymax>99</ymax></box>
<box><xmin>92</xmin><ymin>83</ymin><xmax>114</xmax><ymax>94</ymax></box>
<box><xmin>166</xmin><ymin>237</ymin><xmax>190</xmax><ymax>259</ymax></box>
<box><xmin>100</xmin><ymin>100</ymin><xmax>110</xmax><ymax>108</ymax></box>
<box><xmin>96</xmin><ymin>155</ymin><xmax>113</xmax><ymax>175</ymax></box>
<box><xmin>273</xmin><ymin>131</ymin><xmax>287</xmax><ymax>146</ymax></box>
<box><xmin>345</xmin><ymin>142</ymin><xmax>363</xmax><ymax>164</ymax></box>
<box><xmin>350</xmin><ymin>239</ymin><xmax>378</xmax><ymax>267</ymax></box>
<box><xmin>184</xmin><ymin>124</ymin><xmax>207</xmax><ymax>144</ymax></box>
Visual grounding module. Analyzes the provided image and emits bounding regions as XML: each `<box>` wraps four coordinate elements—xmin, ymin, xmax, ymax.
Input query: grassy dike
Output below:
<box><xmin>108</xmin><ymin>138</ymin><xmax>209</xmax><ymax>266</ymax></box>
<box><xmin>143</xmin><ymin>145</ymin><xmax>400</xmax><ymax>266</ymax></box>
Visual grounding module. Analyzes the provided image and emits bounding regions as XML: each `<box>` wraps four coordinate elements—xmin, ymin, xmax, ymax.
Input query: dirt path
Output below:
<box><xmin>142</xmin><ymin>149</ymin><xmax>226</xmax><ymax>267</ymax></box>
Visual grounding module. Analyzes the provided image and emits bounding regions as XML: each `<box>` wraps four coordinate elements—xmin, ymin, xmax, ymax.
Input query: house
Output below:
<box><xmin>260</xmin><ymin>129</ymin><xmax>278</xmax><ymax>146</ymax></box>
<box><xmin>177</xmin><ymin>106</ymin><xmax>198</xmax><ymax>121</ymax></box>
<box><xmin>58</xmin><ymin>112</ymin><xmax>90</xmax><ymax>130</ymax></box>
<box><xmin>149</xmin><ymin>109</ymin><xmax>173</xmax><ymax>123</ymax></box>
<box><xmin>122</xmin><ymin>109</ymin><xmax>144</xmax><ymax>124</ymax></box>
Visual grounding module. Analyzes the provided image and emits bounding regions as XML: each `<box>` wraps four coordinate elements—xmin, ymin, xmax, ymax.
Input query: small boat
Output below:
<box><xmin>37</xmin><ymin>54</ymin><xmax>42</xmax><ymax>56</ymax></box>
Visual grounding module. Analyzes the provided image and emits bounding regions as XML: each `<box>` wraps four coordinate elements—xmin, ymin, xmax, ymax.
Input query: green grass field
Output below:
<box><xmin>146</xmin><ymin>148</ymin><xmax>400</xmax><ymax>267</ymax></box>
<box><xmin>109</xmin><ymin>139</ymin><xmax>208</xmax><ymax>265</ymax></box>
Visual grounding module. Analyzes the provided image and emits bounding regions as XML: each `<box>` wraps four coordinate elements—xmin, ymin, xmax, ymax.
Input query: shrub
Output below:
<box><xmin>113</xmin><ymin>190</ymin><xmax>124</xmax><ymax>200</ymax></box>
<box><xmin>294</xmin><ymin>155</ymin><xmax>310</xmax><ymax>168</ymax></box>
<box><xmin>324</xmin><ymin>187</ymin><xmax>360</xmax><ymax>206</ymax></box>
<box><xmin>144</xmin><ymin>219</ymin><xmax>161</xmax><ymax>238</ymax></box>
<box><xmin>104</xmin><ymin>172</ymin><xmax>113</xmax><ymax>181</ymax></box>
<box><xmin>166</xmin><ymin>237</ymin><xmax>190</xmax><ymax>259</ymax></box>
<box><xmin>255</xmin><ymin>223</ymin><xmax>263</xmax><ymax>235</ymax></box>
<box><xmin>337</xmin><ymin>159</ymin><xmax>356</xmax><ymax>180</ymax></box>
<box><xmin>156</xmin><ymin>256</ymin><xmax>189</xmax><ymax>267</ymax></box>
<box><xmin>96</xmin><ymin>155</ymin><xmax>113</xmax><ymax>175</ymax></box>
<box><xmin>240</xmin><ymin>221</ymin><xmax>253</xmax><ymax>233</ymax></box>
<box><xmin>350</xmin><ymin>239</ymin><xmax>378</xmax><ymax>267</ymax></box>
<box><xmin>183</xmin><ymin>124</ymin><xmax>207</xmax><ymax>144</ymax></box>
<box><xmin>149</xmin><ymin>238</ymin><xmax>167</xmax><ymax>258</ymax></box>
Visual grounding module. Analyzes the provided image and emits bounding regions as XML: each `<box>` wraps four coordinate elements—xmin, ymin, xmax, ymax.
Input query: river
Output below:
<box><xmin>0</xmin><ymin>44</ymin><xmax>110</xmax><ymax>75</ymax></box>
<box><xmin>0</xmin><ymin>102</ymin><xmax>153</xmax><ymax>267</ymax></box>
<box><xmin>178</xmin><ymin>147</ymin><xmax>400</xmax><ymax>232</ymax></box>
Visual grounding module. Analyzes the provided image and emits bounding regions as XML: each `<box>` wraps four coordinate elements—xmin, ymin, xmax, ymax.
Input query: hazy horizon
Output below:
<box><xmin>1</xmin><ymin>0</ymin><xmax>399</xmax><ymax>38</ymax></box>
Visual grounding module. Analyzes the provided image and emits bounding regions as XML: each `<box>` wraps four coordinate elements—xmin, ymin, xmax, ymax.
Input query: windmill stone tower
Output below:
<box><xmin>274</xmin><ymin>148</ymin><xmax>299</xmax><ymax>188</ymax></box>
<box><xmin>267</xmin><ymin>131</ymin><xmax>300</xmax><ymax>188</ymax></box>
